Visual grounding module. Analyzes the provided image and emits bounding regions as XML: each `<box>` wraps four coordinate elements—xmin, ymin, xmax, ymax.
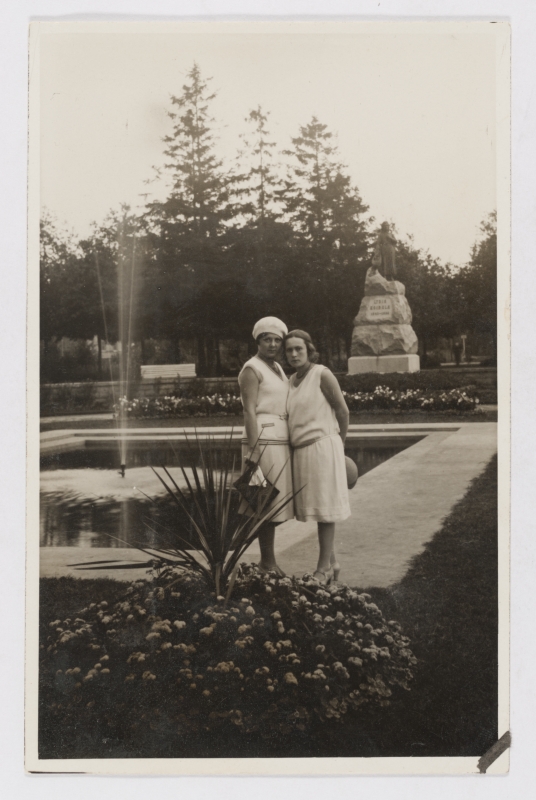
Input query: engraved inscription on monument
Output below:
<box><xmin>368</xmin><ymin>297</ymin><xmax>392</xmax><ymax>321</ymax></box>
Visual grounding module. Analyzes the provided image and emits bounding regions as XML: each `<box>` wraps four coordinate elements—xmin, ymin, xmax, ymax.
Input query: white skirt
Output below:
<box><xmin>292</xmin><ymin>433</ymin><xmax>351</xmax><ymax>523</ymax></box>
<box><xmin>239</xmin><ymin>415</ymin><xmax>294</xmax><ymax>524</ymax></box>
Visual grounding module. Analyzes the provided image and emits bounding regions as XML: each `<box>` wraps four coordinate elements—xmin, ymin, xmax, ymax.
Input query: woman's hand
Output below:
<box><xmin>244</xmin><ymin>447</ymin><xmax>260</xmax><ymax>465</ymax></box>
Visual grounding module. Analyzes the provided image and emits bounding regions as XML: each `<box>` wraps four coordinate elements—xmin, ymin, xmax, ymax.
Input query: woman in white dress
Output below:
<box><xmin>238</xmin><ymin>316</ymin><xmax>294</xmax><ymax>575</ymax></box>
<box><xmin>285</xmin><ymin>330</ymin><xmax>350</xmax><ymax>583</ymax></box>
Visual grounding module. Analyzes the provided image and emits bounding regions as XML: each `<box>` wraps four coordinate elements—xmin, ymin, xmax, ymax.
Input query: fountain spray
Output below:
<box><xmin>117</xmin><ymin>218</ymin><xmax>137</xmax><ymax>477</ymax></box>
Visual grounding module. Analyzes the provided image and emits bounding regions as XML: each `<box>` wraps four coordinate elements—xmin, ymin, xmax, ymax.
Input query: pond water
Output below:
<box><xmin>40</xmin><ymin>437</ymin><xmax>421</xmax><ymax>548</ymax></box>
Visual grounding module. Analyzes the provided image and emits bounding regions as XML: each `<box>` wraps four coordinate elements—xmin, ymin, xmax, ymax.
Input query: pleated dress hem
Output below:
<box><xmin>295</xmin><ymin>507</ymin><xmax>351</xmax><ymax>523</ymax></box>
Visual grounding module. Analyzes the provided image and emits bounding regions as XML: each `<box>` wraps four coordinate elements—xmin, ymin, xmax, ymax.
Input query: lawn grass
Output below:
<box><xmin>40</xmin><ymin>408</ymin><xmax>496</xmax><ymax>432</ymax></box>
<box><xmin>38</xmin><ymin>455</ymin><xmax>498</xmax><ymax>758</ymax></box>
<box><xmin>362</xmin><ymin>454</ymin><xmax>499</xmax><ymax>756</ymax></box>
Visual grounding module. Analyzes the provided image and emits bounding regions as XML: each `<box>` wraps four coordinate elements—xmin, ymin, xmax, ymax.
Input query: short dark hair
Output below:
<box><xmin>255</xmin><ymin>332</ymin><xmax>283</xmax><ymax>345</ymax></box>
<box><xmin>283</xmin><ymin>329</ymin><xmax>319</xmax><ymax>363</ymax></box>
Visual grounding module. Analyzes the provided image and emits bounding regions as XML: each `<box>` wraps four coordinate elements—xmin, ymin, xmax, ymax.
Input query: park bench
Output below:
<box><xmin>140</xmin><ymin>364</ymin><xmax>196</xmax><ymax>381</ymax></box>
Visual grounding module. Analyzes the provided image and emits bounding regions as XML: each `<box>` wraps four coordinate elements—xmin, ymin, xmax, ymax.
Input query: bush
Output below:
<box><xmin>116</xmin><ymin>387</ymin><xmax>479</xmax><ymax>418</ymax></box>
<box><xmin>41</xmin><ymin>381</ymin><xmax>99</xmax><ymax>416</ymax></box>
<box><xmin>338</xmin><ymin>370</ymin><xmax>475</xmax><ymax>393</ymax></box>
<box><xmin>475</xmin><ymin>389</ymin><xmax>497</xmax><ymax>405</ymax></box>
<box><xmin>342</xmin><ymin>387</ymin><xmax>478</xmax><ymax>413</ymax></box>
<box><xmin>40</xmin><ymin>565</ymin><xmax>416</xmax><ymax>747</ymax></box>
<box><xmin>41</xmin><ymin>340</ymin><xmax>100</xmax><ymax>384</ymax></box>
<box><xmin>420</xmin><ymin>353</ymin><xmax>442</xmax><ymax>369</ymax></box>
<box><xmin>117</xmin><ymin>393</ymin><xmax>243</xmax><ymax>418</ymax></box>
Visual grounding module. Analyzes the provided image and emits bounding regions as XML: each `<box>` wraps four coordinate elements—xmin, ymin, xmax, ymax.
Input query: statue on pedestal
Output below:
<box><xmin>348</xmin><ymin>220</ymin><xmax>420</xmax><ymax>373</ymax></box>
<box><xmin>372</xmin><ymin>222</ymin><xmax>397</xmax><ymax>281</ymax></box>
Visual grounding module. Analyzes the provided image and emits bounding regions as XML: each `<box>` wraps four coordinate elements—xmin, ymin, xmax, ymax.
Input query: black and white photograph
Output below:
<box><xmin>26</xmin><ymin>19</ymin><xmax>510</xmax><ymax>774</ymax></box>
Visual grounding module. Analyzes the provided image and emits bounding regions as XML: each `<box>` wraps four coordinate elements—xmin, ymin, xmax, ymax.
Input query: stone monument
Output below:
<box><xmin>348</xmin><ymin>224</ymin><xmax>420</xmax><ymax>374</ymax></box>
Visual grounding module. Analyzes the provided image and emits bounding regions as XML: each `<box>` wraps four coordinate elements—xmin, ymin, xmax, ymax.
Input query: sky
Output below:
<box><xmin>38</xmin><ymin>21</ymin><xmax>497</xmax><ymax>266</ymax></box>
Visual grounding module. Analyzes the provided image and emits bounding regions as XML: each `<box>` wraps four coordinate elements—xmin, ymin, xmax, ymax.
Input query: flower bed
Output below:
<box><xmin>116</xmin><ymin>387</ymin><xmax>478</xmax><ymax>418</ymax></box>
<box><xmin>40</xmin><ymin>565</ymin><xmax>416</xmax><ymax>747</ymax></box>
<box><xmin>342</xmin><ymin>386</ymin><xmax>478</xmax><ymax>412</ymax></box>
<box><xmin>116</xmin><ymin>393</ymin><xmax>243</xmax><ymax>418</ymax></box>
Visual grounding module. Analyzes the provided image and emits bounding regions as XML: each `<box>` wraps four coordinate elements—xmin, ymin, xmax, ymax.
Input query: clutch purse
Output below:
<box><xmin>233</xmin><ymin>458</ymin><xmax>280</xmax><ymax>514</ymax></box>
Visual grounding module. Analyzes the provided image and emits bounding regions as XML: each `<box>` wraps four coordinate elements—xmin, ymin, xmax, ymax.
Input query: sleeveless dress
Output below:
<box><xmin>287</xmin><ymin>364</ymin><xmax>350</xmax><ymax>523</ymax></box>
<box><xmin>238</xmin><ymin>356</ymin><xmax>294</xmax><ymax>523</ymax></box>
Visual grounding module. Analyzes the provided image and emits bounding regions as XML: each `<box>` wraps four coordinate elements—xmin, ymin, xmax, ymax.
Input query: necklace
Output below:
<box><xmin>256</xmin><ymin>353</ymin><xmax>282</xmax><ymax>378</ymax></box>
<box><xmin>294</xmin><ymin>362</ymin><xmax>313</xmax><ymax>385</ymax></box>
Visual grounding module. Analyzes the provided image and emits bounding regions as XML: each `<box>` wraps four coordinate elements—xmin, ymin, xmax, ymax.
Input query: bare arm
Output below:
<box><xmin>320</xmin><ymin>368</ymin><xmax>349</xmax><ymax>443</ymax></box>
<box><xmin>238</xmin><ymin>366</ymin><xmax>261</xmax><ymax>457</ymax></box>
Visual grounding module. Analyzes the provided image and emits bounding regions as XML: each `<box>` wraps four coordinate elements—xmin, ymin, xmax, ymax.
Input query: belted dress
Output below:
<box><xmin>287</xmin><ymin>364</ymin><xmax>350</xmax><ymax>523</ymax></box>
<box><xmin>238</xmin><ymin>356</ymin><xmax>294</xmax><ymax>523</ymax></box>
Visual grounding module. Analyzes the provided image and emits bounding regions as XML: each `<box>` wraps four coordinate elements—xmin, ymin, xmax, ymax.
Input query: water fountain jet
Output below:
<box><xmin>94</xmin><ymin>215</ymin><xmax>139</xmax><ymax>478</ymax></box>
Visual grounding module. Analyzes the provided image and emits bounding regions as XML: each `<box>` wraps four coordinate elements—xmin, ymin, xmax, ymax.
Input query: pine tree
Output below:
<box><xmin>224</xmin><ymin>106</ymin><xmax>294</xmax><ymax>342</ymax></box>
<box><xmin>146</xmin><ymin>64</ymin><xmax>238</xmax><ymax>374</ymax></box>
<box><xmin>238</xmin><ymin>106</ymin><xmax>281</xmax><ymax>226</ymax></box>
<box><xmin>280</xmin><ymin>117</ymin><xmax>370</xmax><ymax>364</ymax></box>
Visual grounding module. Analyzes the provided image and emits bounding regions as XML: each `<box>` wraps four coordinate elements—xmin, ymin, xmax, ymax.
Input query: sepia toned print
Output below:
<box><xmin>26</xmin><ymin>20</ymin><xmax>510</xmax><ymax>775</ymax></box>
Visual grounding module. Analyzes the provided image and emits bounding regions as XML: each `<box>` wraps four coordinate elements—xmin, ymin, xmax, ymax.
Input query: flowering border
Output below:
<box><xmin>115</xmin><ymin>387</ymin><xmax>478</xmax><ymax>419</ymax></box>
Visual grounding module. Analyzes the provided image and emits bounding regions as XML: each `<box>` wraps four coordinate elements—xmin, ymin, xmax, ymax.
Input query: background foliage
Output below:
<box><xmin>41</xmin><ymin>65</ymin><xmax>497</xmax><ymax>379</ymax></box>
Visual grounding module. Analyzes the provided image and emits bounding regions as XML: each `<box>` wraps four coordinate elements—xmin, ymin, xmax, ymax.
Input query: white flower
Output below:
<box><xmin>284</xmin><ymin>672</ymin><xmax>298</xmax><ymax>685</ymax></box>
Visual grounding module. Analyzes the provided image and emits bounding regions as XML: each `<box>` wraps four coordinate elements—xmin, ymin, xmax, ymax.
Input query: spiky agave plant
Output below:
<box><xmin>73</xmin><ymin>430</ymin><xmax>296</xmax><ymax>597</ymax></box>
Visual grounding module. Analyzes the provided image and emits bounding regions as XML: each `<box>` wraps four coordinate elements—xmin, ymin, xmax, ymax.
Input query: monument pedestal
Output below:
<box><xmin>348</xmin><ymin>354</ymin><xmax>420</xmax><ymax>375</ymax></box>
<box><xmin>348</xmin><ymin>267</ymin><xmax>420</xmax><ymax>375</ymax></box>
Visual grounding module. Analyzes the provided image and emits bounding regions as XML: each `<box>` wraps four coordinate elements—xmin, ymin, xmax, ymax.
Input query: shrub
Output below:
<box><xmin>420</xmin><ymin>353</ymin><xmax>442</xmax><ymax>369</ymax></box>
<box><xmin>116</xmin><ymin>393</ymin><xmax>243</xmax><ymax>418</ymax></box>
<box><xmin>41</xmin><ymin>340</ymin><xmax>100</xmax><ymax>384</ymax></box>
<box><xmin>338</xmin><ymin>370</ymin><xmax>476</xmax><ymax>393</ymax></box>
<box><xmin>475</xmin><ymin>389</ymin><xmax>497</xmax><ymax>405</ymax></box>
<box><xmin>178</xmin><ymin>377</ymin><xmax>210</xmax><ymax>398</ymax></box>
<box><xmin>75</xmin><ymin>433</ymin><xmax>295</xmax><ymax>596</ymax></box>
<box><xmin>41</xmin><ymin>564</ymin><xmax>416</xmax><ymax>744</ymax></box>
<box><xmin>342</xmin><ymin>387</ymin><xmax>478</xmax><ymax>413</ymax></box>
<box><xmin>41</xmin><ymin>381</ymin><xmax>99</xmax><ymax>416</ymax></box>
<box><xmin>116</xmin><ymin>387</ymin><xmax>478</xmax><ymax>418</ymax></box>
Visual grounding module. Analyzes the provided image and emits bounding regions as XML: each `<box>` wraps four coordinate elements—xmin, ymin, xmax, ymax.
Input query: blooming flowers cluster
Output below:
<box><xmin>41</xmin><ymin>565</ymin><xmax>416</xmax><ymax>741</ymax></box>
<box><xmin>115</xmin><ymin>386</ymin><xmax>478</xmax><ymax>419</ymax></box>
<box><xmin>342</xmin><ymin>386</ymin><xmax>478</xmax><ymax>412</ymax></box>
<box><xmin>115</xmin><ymin>393</ymin><xmax>243</xmax><ymax>419</ymax></box>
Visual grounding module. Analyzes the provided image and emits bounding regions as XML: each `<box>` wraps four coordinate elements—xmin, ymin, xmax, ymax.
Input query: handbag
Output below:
<box><xmin>345</xmin><ymin>455</ymin><xmax>359</xmax><ymax>489</ymax></box>
<box><xmin>233</xmin><ymin>457</ymin><xmax>280</xmax><ymax>514</ymax></box>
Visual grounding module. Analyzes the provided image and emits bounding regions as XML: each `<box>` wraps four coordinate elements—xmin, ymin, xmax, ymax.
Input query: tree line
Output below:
<box><xmin>41</xmin><ymin>64</ymin><xmax>497</xmax><ymax>379</ymax></box>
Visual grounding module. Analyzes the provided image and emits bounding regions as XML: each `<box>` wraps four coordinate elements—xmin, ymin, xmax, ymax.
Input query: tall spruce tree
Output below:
<box><xmin>228</xmin><ymin>107</ymin><xmax>294</xmax><ymax>340</ymax></box>
<box><xmin>280</xmin><ymin>117</ymin><xmax>370</xmax><ymax>364</ymax></box>
<box><xmin>146</xmin><ymin>64</ymin><xmax>237</xmax><ymax>374</ymax></box>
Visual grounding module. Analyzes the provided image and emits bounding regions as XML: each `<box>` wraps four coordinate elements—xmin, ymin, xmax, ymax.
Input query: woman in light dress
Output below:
<box><xmin>238</xmin><ymin>317</ymin><xmax>294</xmax><ymax>576</ymax></box>
<box><xmin>284</xmin><ymin>329</ymin><xmax>350</xmax><ymax>584</ymax></box>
